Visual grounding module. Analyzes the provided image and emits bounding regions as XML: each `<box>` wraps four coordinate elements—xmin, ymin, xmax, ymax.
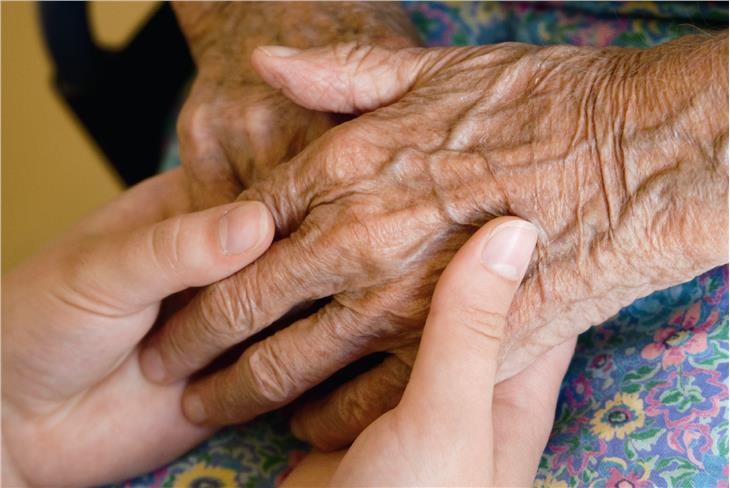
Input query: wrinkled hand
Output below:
<box><xmin>142</xmin><ymin>35</ymin><xmax>728</xmax><ymax>449</ymax></box>
<box><xmin>173</xmin><ymin>2</ymin><xmax>420</xmax><ymax>208</ymax></box>
<box><xmin>284</xmin><ymin>217</ymin><xmax>575</xmax><ymax>486</ymax></box>
<box><xmin>330</xmin><ymin>217</ymin><xmax>576</xmax><ymax>486</ymax></box>
<box><xmin>2</xmin><ymin>170</ymin><xmax>274</xmax><ymax>486</ymax></box>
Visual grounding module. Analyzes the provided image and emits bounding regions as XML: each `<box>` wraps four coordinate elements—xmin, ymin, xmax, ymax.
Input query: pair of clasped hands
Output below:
<box><xmin>2</xmin><ymin>47</ymin><xmax>577</xmax><ymax>487</ymax></box>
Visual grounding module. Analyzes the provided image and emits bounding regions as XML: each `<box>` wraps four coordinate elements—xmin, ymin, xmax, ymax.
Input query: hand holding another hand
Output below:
<box><xmin>143</xmin><ymin>35</ymin><xmax>728</xmax><ymax>449</ymax></box>
<box><xmin>2</xmin><ymin>170</ymin><xmax>273</xmax><ymax>486</ymax></box>
<box><xmin>285</xmin><ymin>217</ymin><xmax>575</xmax><ymax>487</ymax></box>
<box><xmin>329</xmin><ymin>218</ymin><xmax>575</xmax><ymax>486</ymax></box>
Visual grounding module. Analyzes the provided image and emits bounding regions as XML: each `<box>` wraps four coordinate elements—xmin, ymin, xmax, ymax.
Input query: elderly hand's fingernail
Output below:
<box><xmin>481</xmin><ymin>220</ymin><xmax>538</xmax><ymax>280</ymax></box>
<box><xmin>140</xmin><ymin>347</ymin><xmax>168</xmax><ymax>383</ymax></box>
<box><xmin>183</xmin><ymin>393</ymin><xmax>207</xmax><ymax>424</ymax></box>
<box><xmin>258</xmin><ymin>46</ymin><xmax>302</xmax><ymax>58</ymax></box>
<box><xmin>218</xmin><ymin>202</ymin><xmax>267</xmax><ymax>255</ymax></box>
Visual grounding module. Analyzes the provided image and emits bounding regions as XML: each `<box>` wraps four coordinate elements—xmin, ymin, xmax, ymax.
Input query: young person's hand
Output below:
<box><xmin>1</xmin><ymin>170</ymin><xmax>274</xmax><ymax>487</ymax></box>
<box><xmin>284</xmin><ymin>217</ymin><xmax>576</xmax><ymax>487</ymax></box>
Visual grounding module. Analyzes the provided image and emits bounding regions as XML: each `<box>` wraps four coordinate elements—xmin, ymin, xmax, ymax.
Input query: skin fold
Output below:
<box><xmin>172</xmin><ymin>2</ymin><xmax>420</xmax><ymax>208</ymax></box>
<box><xmin>142</xmin><ymin>32</ymin><xmax>729</xmax><ymax>450</ymax></box>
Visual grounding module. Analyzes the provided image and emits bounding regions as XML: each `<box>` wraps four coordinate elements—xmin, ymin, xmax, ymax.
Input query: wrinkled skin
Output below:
<box><xmin>173</xmin><ymin>2</ymin><xmax>420</xmax><ymax>208</ymax></box>
<box><xmin>293</xmin><ymin>218</ymin><xmax>574</xmax><ymax>487</ymax></box>
<box><xmin>142</xmin><ymin>33</ymin><xmax>729</xmax><ymax>449</ymax></box>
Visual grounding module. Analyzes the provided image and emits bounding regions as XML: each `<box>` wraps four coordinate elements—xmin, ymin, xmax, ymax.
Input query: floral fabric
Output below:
<box><xmin>537</xmin><ymin>266</ymin><xmax>728</xmax><ymax>487</ymax></box>
<box><xmin>127</xmin><ymin>2</ymin><xmax>729</xmax><ymax>487</ymax></box>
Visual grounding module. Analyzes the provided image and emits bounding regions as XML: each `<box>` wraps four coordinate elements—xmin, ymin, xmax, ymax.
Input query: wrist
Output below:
<box><xmin>591</xmin><ymin>34</ymin><xmax>728</xmax><ymax>277</ymax></box>
<box><xmin>624</xmin><ymin>33</ymin><xmax>727</xmax><ymax>171</ymax></box>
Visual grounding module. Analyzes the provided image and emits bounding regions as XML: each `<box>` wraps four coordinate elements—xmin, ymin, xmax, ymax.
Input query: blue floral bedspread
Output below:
<box><xmin>130</xmin><ymin>2</ymin><xmax>730</xmax><ymax>487</ymax></box>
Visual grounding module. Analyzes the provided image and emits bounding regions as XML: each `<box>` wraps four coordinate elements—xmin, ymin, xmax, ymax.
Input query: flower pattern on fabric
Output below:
<box><xmin>136</xmin><ymin>2</ymin><xmax>728</xmax><ymax>487</ymax></box>
<box><xmin>590</xmin><ymin>393</ymin><xmax>646</xmax><ymax>441</ymax></box>
<box><xmin>641</xmin><ymin>303</ymin><xmax>715</xmax><ymax>368</ymax></box>
<box><xmin>172</xmin><ymin>463</ymin><xmax>238</xmax><ymax>488</ymax></box>
<box><xmin>539</xmin><ymin>266</ymin><xmax>728</xmax><ymax>487</ymax></box>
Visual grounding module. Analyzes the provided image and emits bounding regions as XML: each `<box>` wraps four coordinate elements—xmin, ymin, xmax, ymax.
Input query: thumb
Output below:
<box><xmin>72</xmin><ymin>201</ymin><xmax>274</xmax><ymax>313</ymax></box>
<box><xmin>398</xmin><ymin>217</ymin><xmax>538</xmax><ymax>452</ymax></box>
<box><xmin>251</xmin><ymin>43</ymin><xmax>434</xmax><ymax>113</ymax></box>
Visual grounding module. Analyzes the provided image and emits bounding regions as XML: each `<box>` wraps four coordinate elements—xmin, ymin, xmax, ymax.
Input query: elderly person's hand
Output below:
<box><xmin>172</xmin><ymin>2</ymin><xmax>420</xmax><ymax>208</ymax></box>
<box><xmin>284</xmin><ymin>217</ymin><xmax>576</xmax><ymax>487</ymax></box>
<box><xmin>1</xmin><ymin>170</ymin><xmax>274</xmax><ymax>487</ymax></box>
<box><xmin>142</xmin><ymin>34</ymin><xmax>728</xmax><ymax>449</ymax></box>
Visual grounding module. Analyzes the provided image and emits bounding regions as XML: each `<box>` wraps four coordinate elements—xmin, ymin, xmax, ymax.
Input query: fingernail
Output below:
<box><xmin>183</xmin><ymin>393</ymin><xmax>207</xmax><ymax>424</ymax></box>
<box><xmin>218</xmin><ymin>202</ymin><xmax>267</xmax><ymax>255</ymax></box>
<box><xmin>480</xmin><ymin>220</ymin><xmax>538</xmax><ymax>280</ymax></box>
<box><xmin>140</xmin><ymin>348</ymin><xmax>167</xmax><ymax>383</ymax></box>
<box><xmin>258</xmin><ymin>46</ymin><xmax>302</xmax><ymax>58</ymax></box>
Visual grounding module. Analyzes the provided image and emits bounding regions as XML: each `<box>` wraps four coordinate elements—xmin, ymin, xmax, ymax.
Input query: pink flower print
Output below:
<box><xmin>566</xmin><ymin>373</ymin><xmax>593</xmax><ymax>409</ymax></box>
<box><xmin>590</xmin><ymin>353</ymin><xmax>613</xmax><ymax>373</ymax></box>
<box><xmin>641</xmin><ymin>304</ymin><xmax>716</xmax><ymax>368</ymax></box>
<box><xmin>606</xmin><ymin>466</ymin><xmax>653</xmax><ymax>488</ymax></box>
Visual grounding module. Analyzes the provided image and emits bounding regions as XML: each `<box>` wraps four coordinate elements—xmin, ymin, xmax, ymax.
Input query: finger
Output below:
<box><xmin>385</xmin><ymin>217</ymin><xmax>537</xmax><ymax>483</ymax></box>
<box><xmin>493</xmin><ymin>338</ymin><xmax>576</xmax><ymax>487</ymax></box>
<box><xmin>74</xmin><ymin>169</ymin><xmax>192</xmax><ymax>237</ymax></box>
<box><xmin>291</xmin><ymin>355</ymin><xmax>412</xmax><ymax>451</ymax></box>
<box><xmin>139</xmin><ymin>232</ymin><xmax>350</xmax><ymax>384</ymax></box>
<box><xmin>179</xmin><ymin>299</ymin><xmax>392</xmax><ymax>426</ymax></box>
<box><xmin>400</xmin><ymin>217</ymin><xmax>537</xmax><ymax>412</ymax></box>
<box><xmin>251</xmin><ymin>43</ymin><xmax>439</xmax><ymax>113</ymax></box>
<box><xmin>73</xmin><ymin>200</ymin><xmax>274</xmax><ymax>314</ymax></box>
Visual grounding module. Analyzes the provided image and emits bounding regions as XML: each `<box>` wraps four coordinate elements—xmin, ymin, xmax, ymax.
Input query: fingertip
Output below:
<box><xmin>139</xmin><ymin>346</ymin><xmax>169</xmax><ymax>384</ymax></box>
<box><xmin>218</xmin><ymin>201</ymin><xmax>274</xmax><ymax>260</ymax></box>
<box><xmin>182</xmin><ymin>390</ymin><xmax>208</xmax><ymax>425</ymax></box>
<box><xmin>250</xmin><ymin>46</ymin><xmax>294</xmax><ymax>90</ymax></box>
<box><xmin>479</xmin><ymin>219</ymin><xmax>538</xmax><ymax>282</ymax></box>
<box><xmin>432</xmin><ymin>217</ymin><xmax>538</xmax><ymax>309</ymax></box>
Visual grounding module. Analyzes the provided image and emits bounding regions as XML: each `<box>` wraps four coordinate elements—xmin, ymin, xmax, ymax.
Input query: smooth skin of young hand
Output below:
<box><xmin>284</xmin><ymin>217</ymin><xmax>576</xmax><ymax>487</ymax></box>
<box><xmin>1</xmin><ymin>169</ymin><xmax>274</xmax><ymax>487</ymax></box>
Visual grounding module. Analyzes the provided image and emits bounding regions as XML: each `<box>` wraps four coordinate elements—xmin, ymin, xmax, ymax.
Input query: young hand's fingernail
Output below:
<box><xmin>183</xmin><ymin>393</ymin><xmax>207</xmax><ymax>424</ymax></box>
<box><xmin>218</xmin><ymin>202</ymin><xmax>267</xmax><ymax>255</ymax></box>
<box><xmin>258</xmin><ymin>46</ymin><xmax>302</xmax><ymax>58</ymax></box>
<box><xmin>140</xmin><ymin>347</ymin><xmax>167</xmax><ymax>383</ymax></box>
<box><xmin>480</xmin><ymin>220</ymin><xmax>538</xmax><ymax>280</ymax></box>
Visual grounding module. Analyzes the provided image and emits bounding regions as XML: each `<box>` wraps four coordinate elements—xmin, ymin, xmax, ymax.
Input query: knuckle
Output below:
<box><xmin>150</xmin><ymin>217</ymin><xmax>185</xmax><ymax>277</ymax></box>
<box><xmin>459</xmin><ymin>303</ymin><xmax>508</xmax><ymax>344</ymax></box>
<box><xmin>157</xmin><ymin>325</ymin><xmax>194</xmax><ymax>371</ymax></box>
<box><xmin>336</xmin><ymin>389</ymin><xmax>375</xmax><ymax>430</ymax></box>
<box><xmin>176</xmin><ymin>102</ymin><xmax>202</xmax><ymax>146</ymax></box>
<box><xmin>317</xmin><ymin>305</ymin><xmax>373</xmax><ymax>352</ymax></box>
<box><xmin>326</xmin><ymin>123</ymin><xmax>366</xmax><ymax>158</ymax></box>
<box><xmin>240</xmin><ymin>181</ymin><xmax>295</xmax><ymax>235</ymax></box>
<box><xmin>177</xmin><ymin>104</ymin><xmax>219</xmax><ymax>164</ymax></box>
<box><xmin>245</xmin><ymin>343</ymin><xmax>296</xmax><ymax>406</ymax></box>
<box><xmin>197</xmin><ymin>280</ymin><xmax>254</xmax><ymax>339</ymax></box>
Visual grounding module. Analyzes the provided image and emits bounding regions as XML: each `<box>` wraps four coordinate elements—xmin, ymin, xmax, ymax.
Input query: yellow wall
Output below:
<box><xmin>2</xmin><ymin>2</ymin><xmax>157</xmax><ymax>271</ymax></box>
